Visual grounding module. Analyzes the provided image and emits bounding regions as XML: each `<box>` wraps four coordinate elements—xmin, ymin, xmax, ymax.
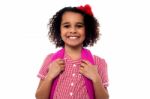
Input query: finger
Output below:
<box><xmin>79</xmin><ymin>69</ymin><xmax>82</xmax><ymax>74</ymax></box>
<box><xmin>79</xmin><ymin>68</ymin><xmax>87</xmax><ymax>76</ymax></box>
<box><xmin>79</xmin><ymin>67</ymin><xmax>84</xmax><ymax>74</ymax></box>
<box><xmin>80</xmin><ymin>66</ymin><xmax>84</xmax><ymax>70</ymax></box>
<box><xmin>56</xmin><ymin>58</ymin><xmax>62</xmax><ymax>61</ymax></box>
<box><xmin>58</xmin><ymin>59</ymin><xmax>65</xmax><ymax>65</ymax></box>
<box><xmin>60</xmin><ymin>64</ymin><xmax>65</xmax><ymax>68</ymax></box>
<box><xmin>56</xmin><ymin>58</ymin><xmax>63</xmax><ymax>62</ymax></box>
<box><xmin>61</xmin><ymin>67</ymin><xmax>65</xmax><ymax>71</ymax></box>
<box><xmin>81</xmin><ymin>60</ymin><xmax>91</xmax><ymax>65</ymax></box>
<box><xmin>60</xmin><ymin>63</ymin><xmax>65</xmax><ymax>67</ymax></box>
<box><xmin>80</xmin><ymin>62</ymin><xmax>87</xmax><ymax>68</ymax></box>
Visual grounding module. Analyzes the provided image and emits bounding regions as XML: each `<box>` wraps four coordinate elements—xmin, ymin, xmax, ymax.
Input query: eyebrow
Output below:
<box><xmin>61</xmin><ymin>22</ymin><xmax>69</xmax><ymax>25</ymax></box>
<box><xmin>61</xmin><ymin>22</ymin><xmax>84</xmax><ymax>25</ymax></box>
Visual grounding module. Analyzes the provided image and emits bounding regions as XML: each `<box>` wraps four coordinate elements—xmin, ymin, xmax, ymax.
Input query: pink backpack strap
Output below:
<box><xmin>49</xmin><ymin>48</ymin><xmax>65</xmax><ymax>99</ymax></box>
<box><xmin>49</xmin><ymin>48</ymin><xmax>95</xmax><ymax>99</ymax></box>
<box><xmin>82</xmin><ymin>48</ymin><xmax>95</xmax><ymax>99</ymax></box>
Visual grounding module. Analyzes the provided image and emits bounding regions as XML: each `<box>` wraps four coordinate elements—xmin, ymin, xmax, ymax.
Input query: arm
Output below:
<box><xmin>92</xmin><ymin>74</ymin><xmax>109</xmax><ymax>99</ymax></box>
<box><xmin>35</xmin><ymin>76</ymin><xmax>53</xmax><ymax>99</ymax></box>
<box><xmin>35</xmin><ymin>59</ymin><xmax>65</xmax><ymax>99</ymax></box>
<box><xmin>80</xmin><ymin>60</ymin><xmax>109</xmax><ymax>99</ymax></box>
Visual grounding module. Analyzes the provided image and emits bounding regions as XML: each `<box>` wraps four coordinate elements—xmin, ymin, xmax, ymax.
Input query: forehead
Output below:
<box><xmin>61</xmin><ymin>11</ymin><xmax>84</xmax><ymax>23</ymax></box>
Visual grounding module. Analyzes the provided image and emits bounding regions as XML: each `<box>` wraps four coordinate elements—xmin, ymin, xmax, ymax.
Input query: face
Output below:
<box><xmin>60</xmin><ymin>11</ymin><xmax>85</xmax><ymax>48</ymax></box>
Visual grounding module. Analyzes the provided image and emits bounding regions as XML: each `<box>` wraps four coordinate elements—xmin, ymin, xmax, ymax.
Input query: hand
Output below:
<box><xmin>46</xmin><ymin>58</ymin><xmax>65</xmax><ymax>80</ymax></box>
<box><xmin>79</xmin><ymin>60</ymin><xmax>100</xmax><ymax>82</ymax></box>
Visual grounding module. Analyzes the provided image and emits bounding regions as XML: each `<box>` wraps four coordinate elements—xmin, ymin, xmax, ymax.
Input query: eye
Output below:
<box><xmin>76</xmin><ymin>24</ymin><xmax>84</xmax><ymax>28</ymax></box>
<box><xmin>63</xmin><ymin>25</ymin><xmax>70</xmax><ymax>28</ymax></box>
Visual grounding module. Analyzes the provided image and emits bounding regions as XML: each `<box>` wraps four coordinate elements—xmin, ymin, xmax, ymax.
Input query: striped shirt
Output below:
<box><xmin>37</xmin><ymin>53</ymin><xmax>109</xmax><ymax>99</ymax></box>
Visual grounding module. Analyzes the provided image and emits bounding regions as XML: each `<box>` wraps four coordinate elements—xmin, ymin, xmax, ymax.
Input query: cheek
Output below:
<box><xmin>82</xmin><ymin>33</ymin><xmax>86</xmax><ymax>42</ymax></box>
<box><xmin>60</xmin><ymin>32</ymin><xmax>67</xmax><ymax>41</ymax></box>
<box><xmin>81</xmin><ymin>30</ymin><xmax>86</xmax><ymax>39</ymax></box>
<box><xmin>60</xmin><ymin>29</ymin><xmax>66</xmax><ymax>37</ymax></box>
<box><xmin>60</xmin><ymin>26</ymin><xmax>65</xmax><ymax>34</ymax></box>
<box><xmin>60</xmin><ymin>34</ymin><xmax>65</xmax><ymax>41</ymax></box>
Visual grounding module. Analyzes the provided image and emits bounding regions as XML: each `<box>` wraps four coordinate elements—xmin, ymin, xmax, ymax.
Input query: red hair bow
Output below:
<box><xmin>76</xmin><ymin>4</ymin><xmax>93</xmax><ymax>16</ymax></box>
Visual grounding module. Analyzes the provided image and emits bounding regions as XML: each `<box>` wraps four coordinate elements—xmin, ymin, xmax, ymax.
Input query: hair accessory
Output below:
<box><xmin>76</xmin><ymin>4</ymin><xmax>93</xmax><ymax>16</ymax></box>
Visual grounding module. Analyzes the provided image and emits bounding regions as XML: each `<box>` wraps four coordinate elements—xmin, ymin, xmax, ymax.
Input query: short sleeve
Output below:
<box><xmin>94</xmin><ymin>55</ymin><xmax>109</xmax><ymax>87</ymax></box>
<box><xmin>37</xmin><ymin>53</ymin><xmax>53</xmax><ymax>79</ymax></box>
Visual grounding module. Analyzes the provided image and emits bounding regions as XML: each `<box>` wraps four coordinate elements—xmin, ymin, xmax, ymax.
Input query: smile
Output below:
<box><xmin>68</xmin><ymin>36</ymin><xmax>79</xmax><ymax>39</ymax></box>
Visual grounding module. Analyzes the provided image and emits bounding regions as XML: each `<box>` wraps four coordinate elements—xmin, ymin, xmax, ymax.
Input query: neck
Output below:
<box><xmin>64</xmin><ymin>46</ymin><xmax>83</xmax><ymax>60</ymax></box>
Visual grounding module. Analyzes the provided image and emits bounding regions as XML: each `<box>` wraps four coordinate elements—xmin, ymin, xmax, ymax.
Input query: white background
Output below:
<box><xmin>0</xmin><ymin>0</ymin><xmax>150</xmax><ymax>99</ymax></box>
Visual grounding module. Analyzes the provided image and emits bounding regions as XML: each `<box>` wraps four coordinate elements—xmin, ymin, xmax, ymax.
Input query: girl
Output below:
<box><xmin>35</xmin><ymin>4</ymin><xmax>109</xmax><ymax>99</ymax></box>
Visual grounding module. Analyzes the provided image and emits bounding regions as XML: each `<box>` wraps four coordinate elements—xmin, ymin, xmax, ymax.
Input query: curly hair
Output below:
<box><xmin>48</xmin><ymin>6</ymin><xmax>100</xmax><ymax>48</ymax></box>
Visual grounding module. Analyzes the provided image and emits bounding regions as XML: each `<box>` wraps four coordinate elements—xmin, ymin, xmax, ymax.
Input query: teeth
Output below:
<box><xmin>69</xmin><ymin>37</ymin><xmax>78</xmax><ymax>39</ymax></box>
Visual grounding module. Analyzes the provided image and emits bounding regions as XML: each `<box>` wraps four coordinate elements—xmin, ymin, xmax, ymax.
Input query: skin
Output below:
<box><xmin>35</xmin><ymin>11</ymin><xmax>109</xmax><ymax>99</ymax></box>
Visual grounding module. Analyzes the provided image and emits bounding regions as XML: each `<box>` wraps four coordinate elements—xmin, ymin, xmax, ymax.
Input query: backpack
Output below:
<box><xmin>49</xmin><ymin>48</ymin><xmax>95</xmax><ymax>99</ymax></box>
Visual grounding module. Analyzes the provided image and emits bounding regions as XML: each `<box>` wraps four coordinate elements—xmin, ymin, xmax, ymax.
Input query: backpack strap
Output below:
<box><xmin>49</xmin><ymin>49</ymin><xmax>65</xmax><ymax>99</ymax></box>
<box><xmin>82</xmin><ymin>48</ymin><xmax>95</xmax><ymax>99</ymax></box>
<box><xmin>49</xmin><ymin>48</ymin><xmax>95</xmax><ymax>99</ymax></box>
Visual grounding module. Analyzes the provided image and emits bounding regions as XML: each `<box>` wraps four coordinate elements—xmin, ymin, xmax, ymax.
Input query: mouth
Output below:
<box><xmin>67</xmin><ymin>36</ymin><xmax>79</xmax><ymax>39</ymax></box>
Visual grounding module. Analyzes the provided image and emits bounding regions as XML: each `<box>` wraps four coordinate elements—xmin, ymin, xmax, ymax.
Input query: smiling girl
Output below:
<box><xmin>35</xmin><ymin>4</ymin><xmax>109</xmax><ymax>99</ymax></box>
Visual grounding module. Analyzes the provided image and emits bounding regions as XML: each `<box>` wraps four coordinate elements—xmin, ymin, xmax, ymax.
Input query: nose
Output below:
<box><xmin>69</xmin><ymin>27</ymin><xmax>76</xmax><ymax>33</ymax></box>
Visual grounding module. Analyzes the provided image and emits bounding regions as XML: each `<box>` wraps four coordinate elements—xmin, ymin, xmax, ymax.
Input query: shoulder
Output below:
<box><xmin>44</xmin><ymin>53</ymin><xmax>54</xmax><ymax>61</ymax></box>
<box><xmin>40</xmin><ymin>53</ymin><xmax>54</xmax><ymax>70</ymax></box>
<box><xmin>37</xmin><ymin>53</ymin><xmax>54</xmax><ymax>79</ymax></box>
<box><xmin>93</xmin><ymin>55</ymin><xmax>107</xmax><ymax>66</ymax></box>
<box><xmin>46</xmin><ymin>53</ymin><xmax>54</xmax><ymax>58</ymax></box>
<box><xmin>93</xmin><ymin>55</ymin><xmax>109</xmax><ymax>87</ymax></box>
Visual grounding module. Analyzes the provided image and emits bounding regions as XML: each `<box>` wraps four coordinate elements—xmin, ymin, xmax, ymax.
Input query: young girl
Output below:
<box><xmin>35</xmin><ymin>4</ymin><xmax>109</xmax><ymax>99</ymax></box>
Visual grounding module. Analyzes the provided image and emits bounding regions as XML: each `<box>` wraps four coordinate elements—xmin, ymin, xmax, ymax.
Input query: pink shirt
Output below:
<box><xmin>37</xmin><ymin>53</ymin><xmax>109</xmax><ymax>99</ymax></box>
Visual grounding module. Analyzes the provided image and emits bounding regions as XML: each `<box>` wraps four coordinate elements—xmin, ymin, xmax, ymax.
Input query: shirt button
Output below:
<box><xmin>73</xmin><ymin>64</ymin><xmax>76</xmax><ymax>67</ymax></box>
<box><xmin>72</xmin><ymin>73</ymin><xmax>75</xmax><ymax>77</ymax></box>
<box><xmin>69</xmin><ymin>92</ymin><xmax>73</xmax><ymax>96</ymax></box>
<box><xmin>70</xmin><ymin>82</ymin><xmax>74</xmax><ymax>86</ymax></box>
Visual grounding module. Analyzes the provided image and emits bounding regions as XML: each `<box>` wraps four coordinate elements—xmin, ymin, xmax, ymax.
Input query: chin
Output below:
<box><xmin>67</xmin><ymin>44</ymin><xmax>83</xmax><ymax>48</ymax></box>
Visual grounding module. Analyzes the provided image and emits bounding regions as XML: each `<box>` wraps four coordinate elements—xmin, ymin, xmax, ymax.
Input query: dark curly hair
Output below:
<box><xmin>48</xmin><ymin>6</ymin><xmax>100</xmax><ymax>48</ymax></box>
